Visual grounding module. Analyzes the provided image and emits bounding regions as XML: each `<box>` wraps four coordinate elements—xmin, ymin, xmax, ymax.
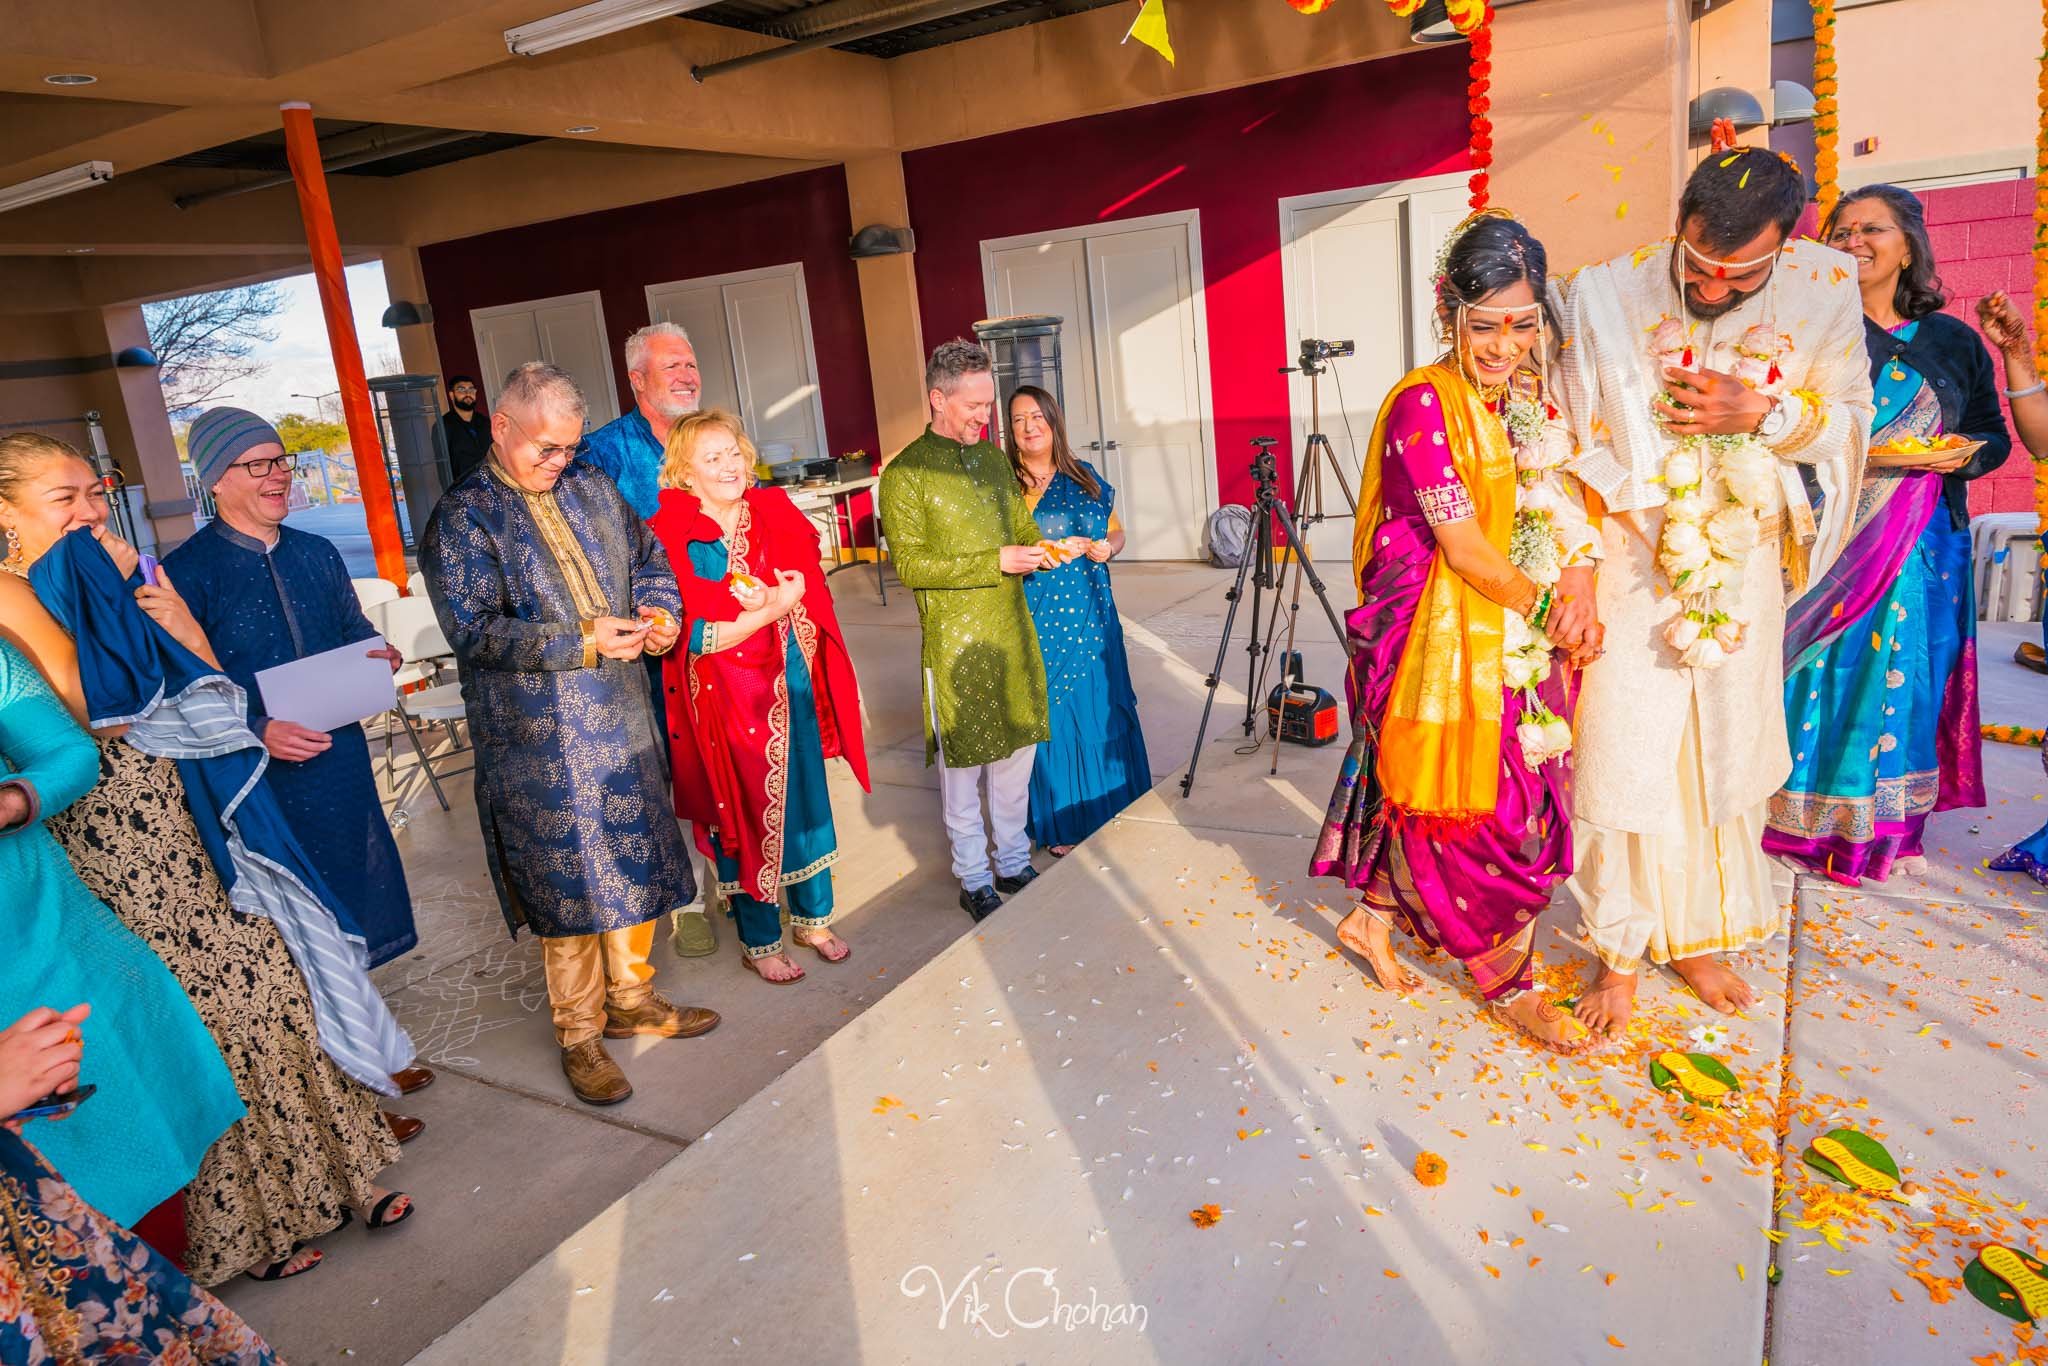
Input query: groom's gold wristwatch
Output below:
<box><xmin>1753</xmin><ymin>394</ymin><xmax>1793</xmax><ymax>443</ymax></box>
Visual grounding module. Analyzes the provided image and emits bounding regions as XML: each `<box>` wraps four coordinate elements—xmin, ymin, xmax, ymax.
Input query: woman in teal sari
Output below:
<box><xmin>1005</xmin><ymin>386</ymin><xmax>1150</xmax><ymax>855</ymax></box>
<box><xmin>0</xmin><ymin>636</ymin><xmax>244</xmax><ymax>1229</ymax></box>
<box><xmin>1764</xmin><ymin>186</ymin><xmax>2008</xmax><ymax>885</ymax></box>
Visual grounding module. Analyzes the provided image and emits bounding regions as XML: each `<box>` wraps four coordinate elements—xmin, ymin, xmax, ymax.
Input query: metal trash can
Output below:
<box><xmin>368</xmin><ymin>373</ymin><xmax>449</xmax><ymax>548</ymax></box>
<box><xmin>972</xmin><ymin>314</ymin><xmax>1064</xmax><ymax>448</ymax></box>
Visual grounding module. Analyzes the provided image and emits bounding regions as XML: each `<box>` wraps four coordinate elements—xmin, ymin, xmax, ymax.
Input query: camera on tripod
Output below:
<box><xmin>1292</xmin><ymin>336</ymin><xmax>1355</xmax><ymax>376</ymax></box>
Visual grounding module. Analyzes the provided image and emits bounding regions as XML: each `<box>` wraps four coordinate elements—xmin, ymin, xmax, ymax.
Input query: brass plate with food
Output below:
<box><xmin>1866</xmin><ymin>435</ymin><xmax>1982</xmax><ymax>469</ymax></box>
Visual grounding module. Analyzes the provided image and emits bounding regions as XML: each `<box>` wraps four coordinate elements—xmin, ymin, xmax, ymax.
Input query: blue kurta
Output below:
<box><xmin>578</xmin><ymin>408</ymin><xmax>666</xmax><ymax>522</ymax></box>
<box><xmin>421</xmin><ymin>460</ymin><xmax>695</xmax><ymax>938</ymax></box>
<box><xmin>1020</xmin><ymin>464</ymin><xmax>1151</xmax><ymax>848</ymax></box>
<box><xmin>0</xmin><ymin>639</ymin><xmax>244</xmax><ymax>1226</ymax></box>
<box><xmin>165</xmin><ymin>519</ymin><xmax>417</xmax><ymax>965</ymax></box>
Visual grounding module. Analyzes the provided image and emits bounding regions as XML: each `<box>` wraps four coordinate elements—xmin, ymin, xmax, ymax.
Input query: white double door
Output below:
<box><xmin>982</xmin><ymin>214</ymin><xmax>1216</xmax><ymax>561</ymax></box>
<box><xmin>469</xmin><ymin>290</ymin><xmax>621</xmax><ymax>430</ymax></box>
<box><xmin>1279</xmin><ymin>178</ymin><xmax>1471</xmax><ymax>560</ymax></box>
<box><xmin>645</xmin><ymin>263</ymin><xmax>831</xmax><ymax>463</ymax></box>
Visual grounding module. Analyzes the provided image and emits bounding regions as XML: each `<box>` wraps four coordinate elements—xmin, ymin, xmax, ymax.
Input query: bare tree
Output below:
<box><xmin>143</xmin><ymin>283</ymin><xmax>289</xmax><ymax>415</ymax></box>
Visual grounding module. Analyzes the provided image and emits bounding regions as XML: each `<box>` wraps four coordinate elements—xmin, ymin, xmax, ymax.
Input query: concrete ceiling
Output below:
<box><xmin>0</xmin><ymin>0</ymin><xmax>1418</xmax><ymax>310</ymax></box>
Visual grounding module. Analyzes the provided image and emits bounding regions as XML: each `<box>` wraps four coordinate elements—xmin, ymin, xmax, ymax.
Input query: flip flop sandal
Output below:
<box><xmin>743</xmin><ymin>954</ymin><xmax>806</xmax><ymax>985</ymax></box>
<box><xmin>364</xmin><ymin>1191</ymin><xmax>413</xmax><ymax>1231</ymax></box>
<box><xmin>793</xmin><ymin>932</ymin><xmax>850</xmax><ymax>964</ymax></box>
<box><xmin>250</xmin><ymin>1249</ymin><xmax>323</xmax><ymax>1281</ymax></box>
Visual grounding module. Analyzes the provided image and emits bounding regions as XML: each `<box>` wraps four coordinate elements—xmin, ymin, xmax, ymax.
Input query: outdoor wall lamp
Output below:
<box><xmin>849</xmin><ymin>225</ymin><xmax>915</xmax><ymax>258</ymax></box>
<box><xmin>113</xmin><ymin>347</ymin><xmax>159</xmax><ymax>369</ymax></box>
<box><xmin>381</xmin><ymin>301</ymin><xmax>432</xmax><ymax>328</ymax></box>
<box><xmin>1770</xmin><ymin>79</ymin><xmax>1818</xmax><ymax>127</ymax></box>
<box><xmin>1688</xmin><ymin>86</ymin><xmax>1768</xmax><ymax>136</ymax></box>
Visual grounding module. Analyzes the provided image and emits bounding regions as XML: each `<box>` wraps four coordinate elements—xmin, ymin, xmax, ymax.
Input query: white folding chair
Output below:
<box><xmin>353</xmin><ymin>576</ymin><xmax>400</xmax><ymax>617</ymax></box>
<box><xmin>378</xmin><ymin>596</ymin><xmax>471</xmax><ymax>810</ymax></box>
<box><xmin>406</xmin><ymin>570</ymin><xmax>428</xmax><ymax>599</ymax></box>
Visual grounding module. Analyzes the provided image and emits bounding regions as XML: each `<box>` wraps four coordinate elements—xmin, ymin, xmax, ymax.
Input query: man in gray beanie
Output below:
<box><xmin>166</xmin><ymin>406</ymin><xmax>435</xmax><ymax>1133</ymax></box>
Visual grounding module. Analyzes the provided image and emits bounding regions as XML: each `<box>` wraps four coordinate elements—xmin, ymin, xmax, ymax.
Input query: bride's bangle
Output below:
<box><xmin>2005</xmin><ymin>378</ymin><xmax>2046</xmax><ymax>400</ymax></box>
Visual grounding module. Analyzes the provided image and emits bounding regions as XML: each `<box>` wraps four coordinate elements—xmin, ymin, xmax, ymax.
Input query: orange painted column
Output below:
<box><xmin>280</xmin><ymin>101</ymin><xmax>407</xmax><ymax>586</ymax></box>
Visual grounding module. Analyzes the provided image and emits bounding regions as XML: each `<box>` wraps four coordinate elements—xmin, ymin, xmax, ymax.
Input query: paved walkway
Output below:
<box><xmin>215</xmin><ymin>566</ymin><xmax>2048</xmax><ymax>1365</ymax></box>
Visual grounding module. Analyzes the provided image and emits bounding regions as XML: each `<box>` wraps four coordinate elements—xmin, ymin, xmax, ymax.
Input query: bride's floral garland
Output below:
<box><xmin>1646</xmin><ymin>317</ymin><xmax>1787</xmax><ymax>669</ymax></box>
<box><xmin>1501</xmin><ymin>382</ymin><xmax>1575</xmax><ymax>770</ymax></box>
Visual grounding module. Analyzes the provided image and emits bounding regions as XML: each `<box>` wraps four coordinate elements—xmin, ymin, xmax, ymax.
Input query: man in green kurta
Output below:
<box><xmin>881</xmin><ymin>339</ymin><xmax>1053</xmax><ymax>921</ymax></box>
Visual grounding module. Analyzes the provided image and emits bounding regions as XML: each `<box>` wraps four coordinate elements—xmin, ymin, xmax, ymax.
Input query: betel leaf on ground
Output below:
<box><xmin>1963</xmin><ymin>1247</ymin><xmax>2047</xmax><ymax>1324</ymax></box>
<box><xmin>1800</xmin><ymin>1127</ymin><xmax>1901</xmax><ymax>1190</ymax></box>
<box><xmin>1648</xmin><ymin>1051</ymin><xmax>1740</xmax><ymax>1103</ymax></box>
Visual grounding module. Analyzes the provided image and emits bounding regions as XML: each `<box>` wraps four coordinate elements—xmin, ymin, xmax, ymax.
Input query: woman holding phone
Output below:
<box><xmin>1</xmin><ymin>1005</ymin><xmax>279</xmax><ymax>1362</ymax></box>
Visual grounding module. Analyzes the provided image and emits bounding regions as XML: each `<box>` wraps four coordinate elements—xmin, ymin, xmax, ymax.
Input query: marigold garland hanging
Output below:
<box><xmin>1466</xmin><ymin>1</ymin><xmax>1495</xmax><ymax>210</ymax></box>
<box><xmin>2034</xmin><ymin>0</ymin><xmax>2048</xmax><ymax>535</ymax></box>
<box><xmin>1284</xmin><ymin>0</ymin><xmax>1338</xmax><ymax>12</ymax></box>
<box><xmin>1810</xmin><ymin>0</ymin><xmax>1839</xmax><ymax>224</ymax></box>
<box><xmin>1379</xmin><ymin>0</ymin><xmax>1487</xmax><ymax>30</ymax></box>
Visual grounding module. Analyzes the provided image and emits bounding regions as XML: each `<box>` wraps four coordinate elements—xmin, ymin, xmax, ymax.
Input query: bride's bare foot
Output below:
<box><xmin>1571</xmin><ymin>967</ymin><xmax>1637</xmax><ymax>1038</ymax></box>
<box><xmin>1497</xmin><ymin>992</ymin><xmax>1592</xmax><ymax>1054</ymax></box>
<box><xmin>1336</xmin><ymin>905</ymin><xmax>1421</xmax><ymax>993</ymax></box>
<box><xmin>1671</xmin><ymin>954</ymin><xmax>1754</xmax><ymax>1014</ymax></box>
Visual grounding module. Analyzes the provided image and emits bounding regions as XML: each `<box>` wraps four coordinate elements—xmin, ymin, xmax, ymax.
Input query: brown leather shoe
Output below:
<box><xmin>391</xmin><ymin>1065</ymin><xmax>435</xmax><ymax>1095</ymax></box>
<box><xmin>603</xmin><ymin>992</ymin><xmax>720</xmax><ymax>1040</ymax></box>
<box><xmin>560</xmin><ymin>1040</ymin><xmax>633</xmax><ymax>1106</ymax></box>
<box><xmin>381</xmin><ymin>1111</ymin><xmax>426</xmax><ymax>1144</ymax></box>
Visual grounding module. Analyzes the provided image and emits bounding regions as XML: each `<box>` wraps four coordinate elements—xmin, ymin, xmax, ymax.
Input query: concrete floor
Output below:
<box><xmin>212</xmin><ymin>568</ymin><xmax>2047</xmax><ymax>1366</ymax></box>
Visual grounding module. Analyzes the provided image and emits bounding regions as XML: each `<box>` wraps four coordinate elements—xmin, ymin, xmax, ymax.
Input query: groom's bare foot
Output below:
<box><xmin>1571</xmin><ymin>967</ymin><xmax>1637</xmax><ymax>1037</ymax></box>
<box><xmin>1498</xmin><ymin>993</ymin><xmax>1592</xmax><ymax>1054</ymax></box>
<box><xmin>1336</xmin><ymin>905</ymin><xmax>1421</xmax><ymax>993</ymax></box>
<box><xmin>1671</xmin><ymin>954</ymin><xmax>1754</xmax><ymax>1014</ymax></box>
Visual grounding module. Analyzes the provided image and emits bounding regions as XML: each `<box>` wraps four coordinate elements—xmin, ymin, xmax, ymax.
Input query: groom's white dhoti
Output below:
<box><xmin>1551</xmin><ymin>238</ymin><xmax>1871</xmax><ymax>973</ymax></box>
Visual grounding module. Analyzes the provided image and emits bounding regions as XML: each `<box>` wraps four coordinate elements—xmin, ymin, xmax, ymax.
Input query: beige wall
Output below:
<box><xmin>1491</xmin><ymin>0</ymin><xmax>1691</xmax><ymax>271</ymax></box>
<box><xmin>1830</xmin><ymin>0</ymin><xmax>2037</xmax><ymax>183</ymax></box>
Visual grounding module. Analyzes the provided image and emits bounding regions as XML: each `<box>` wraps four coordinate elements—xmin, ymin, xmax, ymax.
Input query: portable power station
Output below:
<box><xmin>1265</xmin><ymin>651</ymin><xmax>1340</xmax><ymax>747</ymax></box>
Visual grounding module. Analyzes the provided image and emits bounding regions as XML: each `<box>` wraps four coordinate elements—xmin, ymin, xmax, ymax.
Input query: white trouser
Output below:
<box><xmin>930</xmin><ymin>673</ymin><xmax>1036</xmax><ymax>890</ymax></box>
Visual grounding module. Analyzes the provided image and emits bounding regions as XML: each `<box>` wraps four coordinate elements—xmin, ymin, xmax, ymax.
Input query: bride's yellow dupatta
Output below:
<box><xmin>1350</xmin><ymin>363</ymin><xmax>1517</xmax><ymax>821</ymax></box>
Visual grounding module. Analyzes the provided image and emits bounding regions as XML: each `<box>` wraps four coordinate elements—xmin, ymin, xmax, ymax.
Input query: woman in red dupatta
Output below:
<box><xmin>649</xmin><ymin>411</ymin><xmax>869</xmax><ymax>985</ymax></box>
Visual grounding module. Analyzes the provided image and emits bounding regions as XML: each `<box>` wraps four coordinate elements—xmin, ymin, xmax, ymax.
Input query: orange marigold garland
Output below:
<box><xmin>2035</xmin><ymin>0</ymin><xmax>2048</xmax><ymax>534</ymax></box>
<box><xmin>1466</xmin><ymin>1</ymin><xmax>1495</xmax><ymax>210</ymax></box>
<box><xmin>1811</xmin><ymin>0</ymin><xmax>1840</xmax><ymax>223</ymax></box>
<box><xmin>1285</xmin><ymin>0</ymin><xmax>1338</xmax><ymax>12</ymax></box>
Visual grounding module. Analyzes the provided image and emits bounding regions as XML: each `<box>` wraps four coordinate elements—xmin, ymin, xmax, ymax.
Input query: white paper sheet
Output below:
<box><xmin>254</xmin><ymin>635</ymin><xmax>397</xmax><ymax>733</ymax></box>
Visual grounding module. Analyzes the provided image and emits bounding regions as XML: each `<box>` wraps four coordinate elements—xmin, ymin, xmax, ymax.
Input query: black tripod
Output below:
<box><xmin>1250</xmin><ymin>344</ymin><xmax>1359</xmax><ymax>774</ymax></box>
<box><xmin>1180</xmin><ymin>438</ymin><xmax>1347</xmax><ymax>798</ymax></box>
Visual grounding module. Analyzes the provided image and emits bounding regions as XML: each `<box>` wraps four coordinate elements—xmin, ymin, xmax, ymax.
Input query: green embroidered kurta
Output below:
<box><xmin>881</xmin><ymin>427</ymin><xmax>1051</xmax><ymax>768</ymax></box>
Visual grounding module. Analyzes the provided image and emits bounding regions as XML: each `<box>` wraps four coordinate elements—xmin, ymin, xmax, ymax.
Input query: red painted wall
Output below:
<box><xmin>900</xmin><ymin>49</ymin><xmax>1470</xmax><ymax>508</ymax></box>
<box><xmin>417</xmin><ymin>165</ymin><xmax>878</xmax><ymax>463</ymax></box>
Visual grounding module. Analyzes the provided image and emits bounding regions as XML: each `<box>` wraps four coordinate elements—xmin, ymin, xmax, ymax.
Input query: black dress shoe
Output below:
<box><xmin>959</xmin><ymin>886</ymin><xmax>1002</xmax><ymax>921</ymax></box>
<box><xmin>995</xmin><ymin>865</ymin><xmax>1039</xmax><ymax>895</ymax></box>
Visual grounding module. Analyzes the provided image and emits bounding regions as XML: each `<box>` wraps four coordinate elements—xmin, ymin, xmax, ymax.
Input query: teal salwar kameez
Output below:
<box><xmin>685</xmin><ymin>537</ymin><xmax>838</xmax><ymax>957</ymax></box>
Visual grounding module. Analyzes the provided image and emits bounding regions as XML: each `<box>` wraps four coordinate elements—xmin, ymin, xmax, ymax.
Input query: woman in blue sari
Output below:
<box><xmin>1004</xmin><ymin>386</ymin><xmax>1150</xmax><ymax>855</ymax></box>
<box><xmin>1764</xmin><ymin>186</ymin><xmax>2009</xmax><ymax>885</ymax></box>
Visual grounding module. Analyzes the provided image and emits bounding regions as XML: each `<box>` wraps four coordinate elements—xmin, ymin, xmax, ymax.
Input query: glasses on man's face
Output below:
<box><xmin>504</xmin><ymin>411</ymin><xmax>580</xmax><ymax>463</ymax></box>
<box><xmin>451</xmin><ymin>385</ymin><xmax>478</xmax><ymax>398</ymax></box>
<box><xmin>231</xmin><ymin>454</ymin><xmax>299</xmax><ymax>479</ymax></box>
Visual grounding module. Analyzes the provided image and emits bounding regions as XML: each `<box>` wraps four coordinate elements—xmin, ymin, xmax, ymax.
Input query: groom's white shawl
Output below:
<box><xmin>1547</xmin><ymin>238</ymin><xmax>1873</xmax><ymax>835</ymax></box>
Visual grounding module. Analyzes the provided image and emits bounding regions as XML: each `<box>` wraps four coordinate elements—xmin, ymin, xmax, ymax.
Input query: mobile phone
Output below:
<box><xmin>138</xmin><ymin>553</ymin><xmax>160</xmax><ymax>586</ymax></box>
<box><xmin>8</xmin><ymin>1083</ymin><xmax>95</xmax><ymax>1123</ymax></box>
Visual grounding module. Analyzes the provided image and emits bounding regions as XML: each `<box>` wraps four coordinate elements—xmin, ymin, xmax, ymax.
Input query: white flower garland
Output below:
<box><xmin>1501</xmin><ymin>383</ymin><xmax>1576</xmax><ymax>772</ymax></box>
<box><xmin>1647</xmin><ymin>320</ymin><xmax>1789</xmax><ymax>670</ymax></box>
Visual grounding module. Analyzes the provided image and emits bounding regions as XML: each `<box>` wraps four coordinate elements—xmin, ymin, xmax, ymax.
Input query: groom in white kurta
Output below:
<box><xmin>1550</xmin><ymin>147</ymin><xmax>1870</xmax><ymax>1034</ymax></box>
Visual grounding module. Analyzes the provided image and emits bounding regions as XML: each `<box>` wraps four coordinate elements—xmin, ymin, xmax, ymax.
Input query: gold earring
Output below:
<box><xmin>3</xmin><ymin>525</ymin><xmax>18</xmax><ymax>561</ymax></box>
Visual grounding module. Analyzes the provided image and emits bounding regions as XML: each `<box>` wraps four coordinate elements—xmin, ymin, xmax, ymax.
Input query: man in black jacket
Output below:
<box><xmin>439</xmin><ymin>373</ymin><xmax>493</xmax><ymax>483</ymax></box>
